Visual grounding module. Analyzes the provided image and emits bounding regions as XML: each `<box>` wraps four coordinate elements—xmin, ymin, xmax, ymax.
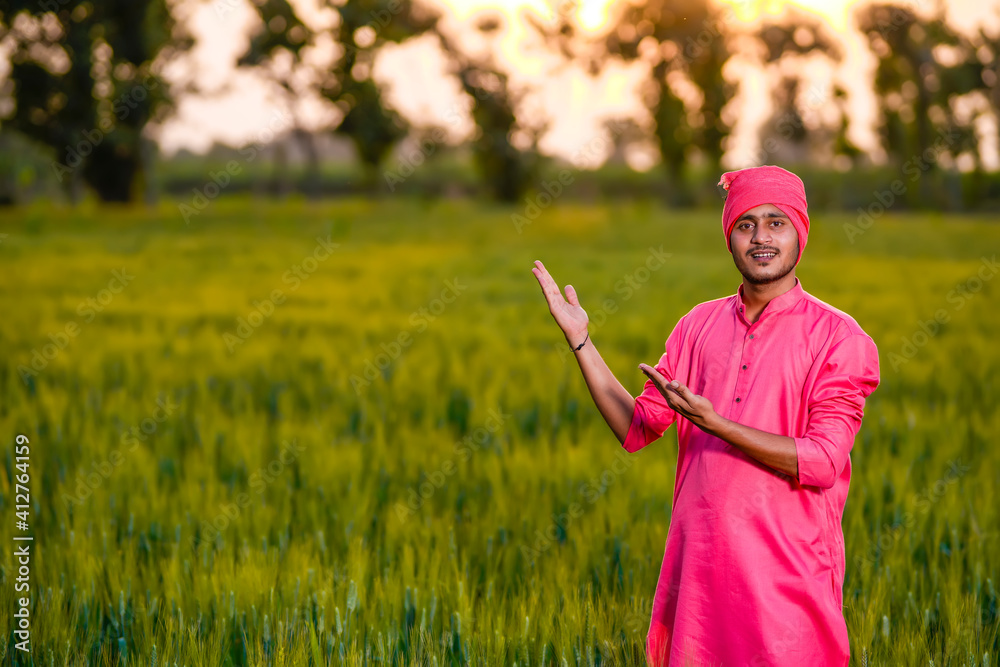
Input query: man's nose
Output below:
<box><xmin>752</xmin><ymin>226</ymin><xmax>772</xmax><ymax>244</ymax></box>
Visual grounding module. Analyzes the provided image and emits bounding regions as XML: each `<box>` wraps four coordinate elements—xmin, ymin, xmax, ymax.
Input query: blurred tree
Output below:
<box><xmin>0</xmin><ymin>0</ymin><xmax>191</xmax><ymax>203</ymax></box>
<box><xmin>600</xmin><ymin>116</ymin><xmax>651</xmax><ymax>167</ymax></box>
<box><xmin>603</xmin><ymin>1</ymin><xmax>735</xmax><ymax>183</ymax></box>
<box><xmin>433</xmin><ymin>16</ymin><xmax>547</xmax><ymax>203</ymax></box>
<box><xmin>829</xmin><ymin>85</ymin><xmax>864</xmax><ymax>167</ymax></box>
<box><xmin>326</xmin><ymin>0</ymin><xmax>439</xmax><ymax>190</ymax></box>
<box><xmin>237</xmin><ymin>0</ymin><xmax>440</xmax><ymax>193</ymax></box>
<box><xmin>757</xmin><ymin>76</ymin><xmax>810</xmax><ymax>164</ymax></box>
<box><xmin>856</xmin><ymin>4</ymin><xmax>984</xmax><ymax>170</ymax></box>
<box><xmin>978</xmin><ymin>25</ymin><xmax>1000</xmax><ymax>126</ymax></box>
<box><xmin>754</xmin><ymin>13</ymin><xmax>858</xmax><ymax>167</ymax></box>
<box><xmin>236</xmin><ymin>0</ymin><xmax>318</xmax><ymax>197</ymax></box>
<box><xmin>970</xmin><ymin>22</ymin><xmax>1000</xmax><ymax>172</ymax></box>
<box><xmin>642</xmin><ymin>56</ymin><xmax>690</xmax><ymax>194</ymax></box>
<box><xmin>526</xmin><ymin>0</ymin><xmax>735</xmax><ymax>200</ymax></box>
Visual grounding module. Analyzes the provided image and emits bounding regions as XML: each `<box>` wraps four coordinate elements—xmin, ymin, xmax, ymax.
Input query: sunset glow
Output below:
<box><xmin>155</xmin><ymin>0</ymin><xmax>1000</xmax><ymax>168</ymax></box>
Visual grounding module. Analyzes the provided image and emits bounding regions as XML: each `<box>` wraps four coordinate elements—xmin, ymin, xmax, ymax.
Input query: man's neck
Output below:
<box><xmin>740</xmin><ymin>273</ymin><xmax>798</xmax><ymax>323</ymax></box>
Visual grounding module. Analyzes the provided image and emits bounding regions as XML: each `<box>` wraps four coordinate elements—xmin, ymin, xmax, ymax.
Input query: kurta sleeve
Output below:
<box><xmin>793</xmin><ymin>332</ymin><xmax>880</xmax><ymax>489</ymax></box>
<box><xmin>622</xmin><ymin>316</ymin><xmax>686</xmax><ymax>453</ymax></box>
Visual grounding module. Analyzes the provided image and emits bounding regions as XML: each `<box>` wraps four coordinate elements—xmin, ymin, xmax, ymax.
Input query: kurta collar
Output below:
<box><xmin>736</xmin><ymin>277</ymin><xmax>805</xmax><ymax>321</ymax></box>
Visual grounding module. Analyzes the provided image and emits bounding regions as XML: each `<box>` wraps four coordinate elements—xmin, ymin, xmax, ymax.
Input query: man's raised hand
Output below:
<box><xmin>531</xmin><ymin>260</ymin><xmax>589</xmax><ymax>346</ymax></box>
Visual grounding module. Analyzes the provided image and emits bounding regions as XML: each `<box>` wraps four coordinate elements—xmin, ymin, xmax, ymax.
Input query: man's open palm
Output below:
<box><xmin>531</xmin><ymin>260</ymin><xmax>589</xmax><ymax>341</ymax></box>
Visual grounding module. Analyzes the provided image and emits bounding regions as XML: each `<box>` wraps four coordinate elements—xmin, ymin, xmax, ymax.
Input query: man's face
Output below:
<box><xmin>729</xmin><ymin>203</ymin><xmax>799</xmax><ymax>286</ymax></box>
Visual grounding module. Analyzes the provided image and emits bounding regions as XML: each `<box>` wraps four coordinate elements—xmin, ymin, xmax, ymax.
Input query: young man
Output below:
<box><xmin>531</xmin><ymin>165</ymin><xmax>880</xmax><ymax>666</ymax></box>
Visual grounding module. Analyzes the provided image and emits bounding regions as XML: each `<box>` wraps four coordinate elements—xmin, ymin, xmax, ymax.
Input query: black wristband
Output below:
<box><xmin>572</xmin><ymin>331</ymin><xmax>589</xmax><ymax>351</ymax></box>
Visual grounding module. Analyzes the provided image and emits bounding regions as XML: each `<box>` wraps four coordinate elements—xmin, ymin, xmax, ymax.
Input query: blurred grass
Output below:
<box><xmin>0</xmin><ymin>196</ymin><xmax>998</xmax><ymax>665</ymax></box>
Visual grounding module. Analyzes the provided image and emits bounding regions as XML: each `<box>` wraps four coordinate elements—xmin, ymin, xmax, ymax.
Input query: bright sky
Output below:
<box><xmin>154</xmin><ymin>0</ymin><xmax>1000</xmax><ymax>169</ymax></box>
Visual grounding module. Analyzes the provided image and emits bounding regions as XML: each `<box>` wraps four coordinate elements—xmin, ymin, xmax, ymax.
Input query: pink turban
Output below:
<box><xmin>718</xmin><ymin>165</ymin><xmax>809</xmax><ymax>265</ymax></box>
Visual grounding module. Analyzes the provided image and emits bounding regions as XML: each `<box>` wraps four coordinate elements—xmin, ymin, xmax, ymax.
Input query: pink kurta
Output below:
<box><xmin>623</xmin><ymin>277</ymin><xmax>880</xmax><ymax>666</ymax></box>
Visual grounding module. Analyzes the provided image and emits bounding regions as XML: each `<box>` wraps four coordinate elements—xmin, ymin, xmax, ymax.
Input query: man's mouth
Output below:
<box><xmin>750</xmin><ymin>250</ymin><xmax>777</xmax><ymax>262</ymax></box>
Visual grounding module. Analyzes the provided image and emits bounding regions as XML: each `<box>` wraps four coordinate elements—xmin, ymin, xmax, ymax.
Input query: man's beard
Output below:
<box><xmin>734</xmin><ymin>240</ymin><xmax>799</xmax><ymax>286</ymax></box>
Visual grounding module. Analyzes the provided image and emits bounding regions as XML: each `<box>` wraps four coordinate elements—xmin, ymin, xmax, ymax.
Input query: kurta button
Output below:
<box><xmin>735</xmin><ymin>397</ymin><xmax>741</xmax><ymax>403</ymax></box>
<box><xmin>749</xmin><ymin>334</ymin><xmax>754</xmax><ymax>339</ymax></box>
<box><xmin>742</xmin><ymin>365</ymin><xmax>747</xmax><ymax>370</ymax></box>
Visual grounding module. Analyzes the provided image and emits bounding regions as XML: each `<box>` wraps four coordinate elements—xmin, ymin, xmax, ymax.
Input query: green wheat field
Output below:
<box><xmin>0</xmin><ymin>197</ymin><xmax>998</xmax><ymax>666</ymax></box>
